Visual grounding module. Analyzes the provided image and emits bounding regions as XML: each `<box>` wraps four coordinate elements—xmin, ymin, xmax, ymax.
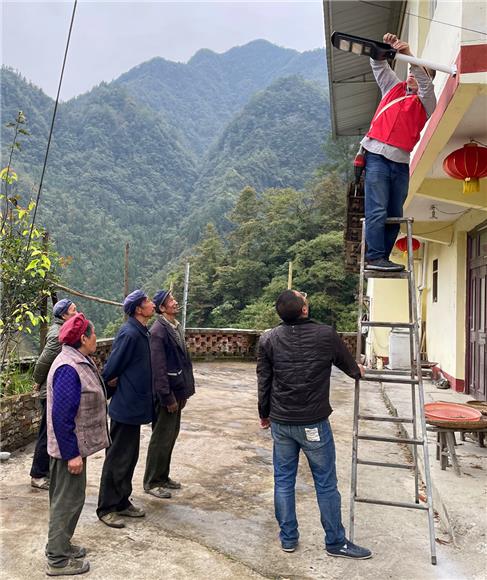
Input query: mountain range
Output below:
<box><xmin>1</xmin><ymin>40</ymin><xmax>330</xmax><ymax>329</ymax></box>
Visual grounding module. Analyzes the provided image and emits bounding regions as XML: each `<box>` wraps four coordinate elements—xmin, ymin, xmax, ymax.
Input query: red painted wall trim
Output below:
<box><xmin>410</xmin><ymin>43</ymin><xmax>487</xmax><ymax>176</ymax></box>
<box><xmin>433</xmin><ymin>365</ymin><xmax>466</xmax><ymax>393</ymax></box>
<box><xmin>459</xmin><ymin>43</ymin><xmax>487</xmax><ymax>74</ymax></box>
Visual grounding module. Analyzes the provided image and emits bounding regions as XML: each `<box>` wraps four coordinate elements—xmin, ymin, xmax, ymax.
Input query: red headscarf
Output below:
<box><xmin>59</xmin><ymin>313</ymin><xmax>89</xmax><ymax>346</ymax></box>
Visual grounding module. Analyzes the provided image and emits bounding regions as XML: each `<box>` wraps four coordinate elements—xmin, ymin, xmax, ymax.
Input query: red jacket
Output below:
<box><xmin>367</xmin><ymin>81</ymin><xmax>427</xmax><ymax>153</ymax></box>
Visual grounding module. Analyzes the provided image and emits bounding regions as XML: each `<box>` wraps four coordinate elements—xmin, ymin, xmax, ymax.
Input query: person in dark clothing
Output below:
<box><xmin>97</xmin><ymin>289</ymin><xmax>155</xmax><ymax>528</ymax></box>
<box><xmin>46</xmin><ymin>313</ymin><xmax>109</xmax><ymax>577</ymax></box>
<box><xmin>257</xmin><ymin>290</ymin><xmax>371</xmax><ymax>559</ymax></box>
<box><xmin>30</xmin><ymin>298</ymin><xmax>78</xmax><ymax>490</ymax></box>
<box><xmin>143</xmin><ymin>290</ymin><xmax>195</xmax><ymax>498</ymax></box>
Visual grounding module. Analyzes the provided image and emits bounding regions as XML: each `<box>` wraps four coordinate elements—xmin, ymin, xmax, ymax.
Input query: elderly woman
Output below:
<box><xmin>45</xmin><ymin>313</ymin><xmax>109</xmax><ymax>577</ymax></box>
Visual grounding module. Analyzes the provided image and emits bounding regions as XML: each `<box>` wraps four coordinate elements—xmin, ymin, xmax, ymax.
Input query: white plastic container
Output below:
<box><xmin>389</xmin><ymin>328</ymin><xmax>414</xmax><ymax>369</ymax></box>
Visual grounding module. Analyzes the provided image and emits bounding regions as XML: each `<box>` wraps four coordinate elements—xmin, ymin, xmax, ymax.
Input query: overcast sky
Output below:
<box><xmin>2</xmin><ymin>1</ymin><xmax>325</xmax><ymax>100</ymax></box>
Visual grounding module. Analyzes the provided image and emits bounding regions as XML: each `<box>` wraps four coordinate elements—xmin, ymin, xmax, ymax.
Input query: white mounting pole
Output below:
<box><xmin>395</xmin><ymin>52</ymin><xmax>457</xmax><ymax>76</ymax></box>
<box><xmin>182</xmin><ymin>261</ymin><xmax>190</xmax><ymax>334</ymax></box>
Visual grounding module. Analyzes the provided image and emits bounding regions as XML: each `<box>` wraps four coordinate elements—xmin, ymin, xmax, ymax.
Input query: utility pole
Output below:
<box><xmin>124</xmin><ymin>242</ymin><xmax>130</xmax><ymax>298</ymax></box>
<box><xmin>182</xmin><ymin>261</ymin><xmax>190</xmax><ymax>334</ymax></box>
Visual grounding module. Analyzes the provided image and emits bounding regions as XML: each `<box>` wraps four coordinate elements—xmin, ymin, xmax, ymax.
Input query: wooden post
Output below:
<box><xmin>39</xmin><ymin>232</ymin><xmax>49</xmax><ymax>351</ymax></box>
<box><xmin>182</xmin><ymin>261</ymin><xmax>190</xmax><ymax>334</ymax></box>
<box><xmin>287</xmin><ymin>261</ymin><xmax>293</xmax><ymax>289</ymax></box>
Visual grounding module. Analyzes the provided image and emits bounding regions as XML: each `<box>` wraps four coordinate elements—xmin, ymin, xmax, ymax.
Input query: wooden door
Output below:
<box><xmin>466</xmin><ymin>222</ymin><xmax>487</xmax><ymax>401</ymax></box>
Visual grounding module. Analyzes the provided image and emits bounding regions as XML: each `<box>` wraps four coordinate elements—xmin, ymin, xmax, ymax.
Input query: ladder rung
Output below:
<box><xmin>363</xmin><ymin>270</ymin><xmax>410</xmax><ymax>280</ymax></box>
<box><xmin>356</xmin><ymin>459</ymin><xmax>413</xmax><ymax>469</ymax></box>
<box><xmin>365</xmin><ymin>369</ymin><xmax>413</xmax><ymax>376</ymax></box>
<box><xmin>354</xmin><ymin>497</ymin><xmax>428</xmax><ymax>510</ymax></box>
<box><xmin>384</xmin><ymin>217</ymin><xmax>413</xmax><ymax>224</ymax></box>
<box><xmin>358</xmin><ymin>414</ymin><xmax>413</xmax><ymax>423</ymax></box>
<box><xmin>361</xmin><ymin>321</ymin><xmax>414</xmax><ymax>329</ymax></box>
<box><xmin>358</xmin><ymin>434</ymin><xmax>424</xmax><ymax>445</ymax></box>
<box><xmin>362</xmin><ymin>374</ymin><xmax>419</xmax><ymax>384</ymax></box>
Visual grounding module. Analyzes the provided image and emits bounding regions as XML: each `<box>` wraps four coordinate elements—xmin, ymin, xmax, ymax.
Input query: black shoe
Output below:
<box><xmin>365</xmin><ymin>258</ymin><xmax>404</xmax><ymax>272</ymax></box>
<box><xmin>161</xmin><ymin>477</ymin><xmax>182</xmax><ymax>490</ymax></box>
<box><xmin>326</xmin><ymin>540</ymin><xmax>372</xmax><ymax>559</ymax></box>
<box><xmin>281</xmin><ymin>542</ymin><xmax>298</xmax><ymax>553</ymax></box>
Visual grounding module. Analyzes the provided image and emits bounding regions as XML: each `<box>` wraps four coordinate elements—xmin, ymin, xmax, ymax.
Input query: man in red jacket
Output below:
<box><xmin>362</xmin><ymin>33</ymin><xmax>436</xmax><ymax>272</ymax></box>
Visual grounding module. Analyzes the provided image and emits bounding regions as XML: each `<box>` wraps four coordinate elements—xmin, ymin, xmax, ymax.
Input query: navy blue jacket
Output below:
<box><xmin>103</xmin><ymin>317</ymin><xmax>153</xmax><ymax>425</ymax></box>
<box><xmin>150</xmin><ymin>317</ymin><xmax>195</xmax><ymax>407</ymax></box>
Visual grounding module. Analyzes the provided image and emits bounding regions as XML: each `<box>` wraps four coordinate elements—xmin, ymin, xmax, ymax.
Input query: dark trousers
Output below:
<box><xmin>47</xmin><ymin>457</ymin><xmax>86</xmax><ymax>567</ymax></box>
<box><xmin>143</xmin><ymin>405</ymin><xmax>181</xmax><ymax>490</ymax></box>
<box><xmin>97</xmin><ymin>420</ymin><xmax>141</xmax><ymax>518</ymax></box>
<box><xmin>364</xmin><ymin>152</ymin><xmax>409</xmax><ymax>261</ymax></box>
<box><xmin>30</xmin><ymin>398</ymin><xmax>50</xmax><ymax>479</ymax></box>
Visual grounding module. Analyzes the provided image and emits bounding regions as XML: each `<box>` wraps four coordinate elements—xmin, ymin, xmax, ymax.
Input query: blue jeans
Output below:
<box><xmin>364</xmin><ymin>152</ymin><xmax>409</xmax><ymax>261</ymax></box>
<box><xmin>271</xmin><ymin>420</ymin><xmax>346</xmax><ymax>549</ymax></box>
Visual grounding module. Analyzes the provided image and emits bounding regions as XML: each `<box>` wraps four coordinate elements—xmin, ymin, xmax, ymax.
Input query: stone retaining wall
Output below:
<box><xmin>1</xmin><ymin>393</ymin><xmax>43</xmax><ymax>452</ymax></box>
<box><xmin>1</xmin><ymin>328</ymin><xmax>357</xmax><ymax>452</ymax></box>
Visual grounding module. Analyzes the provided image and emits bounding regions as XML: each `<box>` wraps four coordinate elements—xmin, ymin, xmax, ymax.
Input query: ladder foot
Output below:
<box><xmin>431</xmin><ymin>556</ymin><xmax>437</xmax><ymax>566</ymax></box>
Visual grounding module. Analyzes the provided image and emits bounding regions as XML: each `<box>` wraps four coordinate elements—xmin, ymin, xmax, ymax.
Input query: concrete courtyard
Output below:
<box><xmin>0</xmin><ymin>361</ymin><xmax>485</xmax><ymax>579</ymax></box>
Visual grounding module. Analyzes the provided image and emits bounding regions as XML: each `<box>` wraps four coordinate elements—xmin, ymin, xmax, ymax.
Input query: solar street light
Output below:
<box><xmin>331</xmin><ymin>31</ymin><xmax>457</xmax><ymax>76</ymax></box>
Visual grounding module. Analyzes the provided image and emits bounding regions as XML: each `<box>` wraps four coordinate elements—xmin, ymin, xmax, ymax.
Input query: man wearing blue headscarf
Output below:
<box><xmin>96</xmin><ymin>290</ymin><xmax>155</xmax><ymax>528</ymax></box>
<box><xmin>30</xmin><ymin>298</ymin><xmax>77</xmax><ymax>491</ymax></box>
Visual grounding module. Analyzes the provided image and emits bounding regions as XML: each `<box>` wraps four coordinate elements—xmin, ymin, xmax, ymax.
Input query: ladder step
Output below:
<box><xmin>357</xmin><ymin>459</ymin><xmax>413</xmax><ymax>469</ymax></box>
<box><xmin>364</xmin><ymin>270</ymin><xmax>410</xmax><ymax>280</ymax></box>
<box><xmin>358</xmin><ymin>434</ymin><xmax>424</xmax><ymax>445</ymax></box>
<box><xmin>358</xmin><ymin>414</ymin><xmax>413</xmax><ymax>423</ymax></box>
<box><xmin>354</xmin><ymin>497</ymin><xmax>429</xmax><ymax>510</ymax></box>
<box><xmin>361</xmin><ymin>321</ymin><xmax>414</xmax><ymax>329</ymax></box>
<box><xmin>362</xmin><ymin>374</ymin><xmax>419</xmax><ymax>384</ymax></box>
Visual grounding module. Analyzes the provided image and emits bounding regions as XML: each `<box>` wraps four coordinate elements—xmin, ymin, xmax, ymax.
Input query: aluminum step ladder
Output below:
<box><xmin>349</xmin><ymin>217</ymin><xmax>437</xmax><ymax>565</ymax></box>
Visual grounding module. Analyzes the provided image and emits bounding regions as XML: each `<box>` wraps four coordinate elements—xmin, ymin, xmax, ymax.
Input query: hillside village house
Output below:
<box><xmin>323</xmin><ymin>0</ymin><xmax>487</xmax><ymax>400</ymax></box>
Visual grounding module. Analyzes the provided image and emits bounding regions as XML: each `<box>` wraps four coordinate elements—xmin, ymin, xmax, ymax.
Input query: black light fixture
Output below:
<box><xmin>331</xmin><ymin>31</ymin><xmax>457</xmax><ymax>76</ymax></box>
<box><xmin>331</xmin><ymin>31</ymin><xmax>394</xmax><ymax>61</ymax></box>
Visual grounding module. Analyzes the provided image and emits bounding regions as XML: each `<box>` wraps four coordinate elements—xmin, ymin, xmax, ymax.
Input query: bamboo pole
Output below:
<box><xmin>39</xmin><ymin>232</ymin><xmax>49</xmax><ymax>350</ymax></box>
<box><xmin>54</xmin><ymin>283</ymin><xmax>123</xmax><ymax>307</ymax></box>
<box><xmin>287</xmin><ymin>261</ymin><xmax>293</xmax><ymax>289</ymax></box>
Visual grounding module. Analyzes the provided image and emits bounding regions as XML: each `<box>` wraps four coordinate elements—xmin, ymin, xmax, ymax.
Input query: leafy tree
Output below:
<box><xmin>0</xmin><ymin>112</ymin><xmax>60</xmax><ymax>366</ymax></box>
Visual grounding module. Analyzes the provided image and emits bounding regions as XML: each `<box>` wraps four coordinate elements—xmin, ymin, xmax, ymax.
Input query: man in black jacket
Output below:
<box><xmin>143</xmin><ymin>290</ymin><xmax>195</xmax><ymax>499</ymax></box>
<box><xmin>257</xmin><ymin>290</ymin><xmax>371</xmax><ymax>559</ymax></box>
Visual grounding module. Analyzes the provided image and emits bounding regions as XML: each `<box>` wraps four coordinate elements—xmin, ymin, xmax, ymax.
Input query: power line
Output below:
<box><xmin>25</xmin><ymin>0</ymin><xmax>78</xmax><ymax>253</ymax></box>
<box><xmin>359</xmin><ymin>0</ymin><xmax>487</xmax><ymax>37</ymax></box>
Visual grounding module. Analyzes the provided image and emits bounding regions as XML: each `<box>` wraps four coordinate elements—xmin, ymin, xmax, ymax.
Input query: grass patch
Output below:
<box><xmin>0</xmin><ymin>368</ymin><xmax>34</xmax><ymax>398</ymax></box>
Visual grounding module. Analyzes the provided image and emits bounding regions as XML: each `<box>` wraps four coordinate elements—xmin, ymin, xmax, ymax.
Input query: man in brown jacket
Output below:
<box><xmin>143</xmin><ymin>290</ymin><xmax>195</xmax><ymax>498</ymax></box>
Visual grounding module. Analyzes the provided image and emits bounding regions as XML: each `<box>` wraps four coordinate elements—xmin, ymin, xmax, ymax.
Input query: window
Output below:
<box><xmin>432</xmin><ymin>259</ymin><xmax>439</xmax><ymax>303</ymax></box>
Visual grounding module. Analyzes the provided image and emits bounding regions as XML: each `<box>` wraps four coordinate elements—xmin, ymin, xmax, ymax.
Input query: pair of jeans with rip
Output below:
<box><xmin>364</xmin><ymin>152</ymin><xmax>409</xmax><ymax>261</ymax></box>
<box><xmin>271</xmin><ymin>420</ymin><xmax>346</xmax><ymax>549</ymax></box>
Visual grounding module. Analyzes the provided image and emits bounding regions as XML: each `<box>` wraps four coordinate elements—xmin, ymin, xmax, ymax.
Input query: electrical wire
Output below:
<box><xmin>25</xmin><ymin>0</ymin><xmax>78</xmax><ymax>254</ymax></box>
<box><xmin>358</xmin><ymin>0</ymin><xmax>487</xmax><ymax>37</ymax></box>
<box><xmin>432</xmin><ymin>206</ymin><xmax>469</xmax><ymax>216</ymax></box>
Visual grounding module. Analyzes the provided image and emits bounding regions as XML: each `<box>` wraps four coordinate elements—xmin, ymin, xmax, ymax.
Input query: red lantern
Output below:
<box><xmin>443</xmin><ymin>142</ymin><xmax>487</xmax><ymax>193</ymax></box>
<box><xmin>395</xmin><ymin>236</ymin><xmax>421</xmax><ymax>253</ymax></box>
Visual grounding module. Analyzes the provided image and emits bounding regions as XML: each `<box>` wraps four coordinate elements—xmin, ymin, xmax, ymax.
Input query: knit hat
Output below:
<box><xmin>153</xmin><ymin>289</ymin><xmax>171</xmax><ymax>312</ymax></box>
<box><xmin>53</xmin><ymin>299</ymin><xmax>73</xmax><ymax>319</ymax></box>
<box><xmin>123</xmin><ymin>289</ymin><xmax>148</xmax><ymax>316</ymax></box>
<box><xmin>59</xmin><ymin>313</ymin><xmax>89</xmax><ymax>346</ymax></box>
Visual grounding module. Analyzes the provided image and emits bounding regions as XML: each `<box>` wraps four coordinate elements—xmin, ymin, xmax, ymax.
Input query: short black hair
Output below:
<box><xmin>72</xmin><ymin>321</ymin><xmax>94</xmax><ymax>349</ymax></box>
<box><xmin>275</xmin><ymin>290</ymin><xmax>305</xmax><ymax>323</ymax></box>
